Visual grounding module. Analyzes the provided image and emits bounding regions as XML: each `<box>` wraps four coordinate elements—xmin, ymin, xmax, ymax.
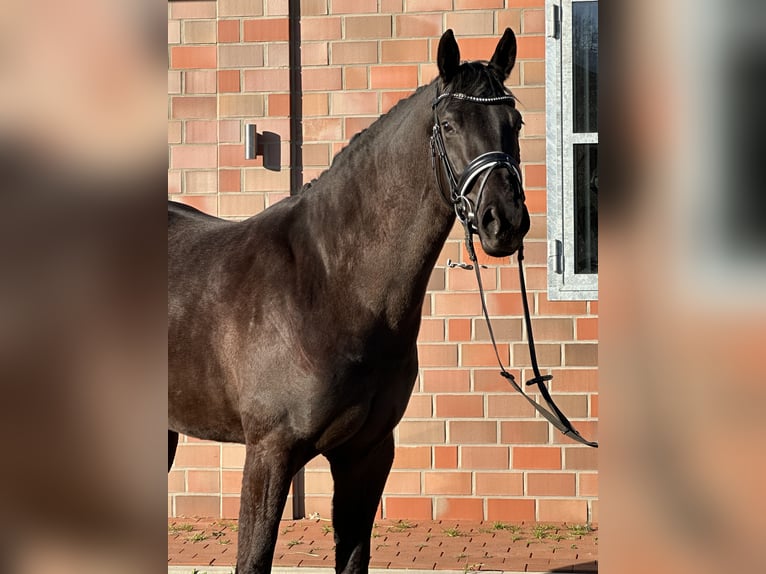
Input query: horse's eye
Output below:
<box><xmin>441</xmin><ymin>121</ymin><xmax>455</xmax><ymax>134</ymax></box>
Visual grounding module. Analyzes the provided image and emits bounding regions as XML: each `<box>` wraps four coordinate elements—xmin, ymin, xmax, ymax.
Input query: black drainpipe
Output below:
<box><xmin>288</xmin><ymin>0</ymin><xmax>306</xmax><ymax>520</ymax></box>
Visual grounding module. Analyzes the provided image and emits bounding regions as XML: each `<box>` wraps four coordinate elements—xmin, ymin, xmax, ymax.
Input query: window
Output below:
<box><xmin>546</xmin><ymin>0</ymin><xmax>599</xmax><ymax>300</ymax></box>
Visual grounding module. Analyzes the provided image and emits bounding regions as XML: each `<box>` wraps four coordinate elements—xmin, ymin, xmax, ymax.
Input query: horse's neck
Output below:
<box><xmin>308</xmin><ymin>83</ymin><xmax>454</xmax><ymax>329</ymax></box>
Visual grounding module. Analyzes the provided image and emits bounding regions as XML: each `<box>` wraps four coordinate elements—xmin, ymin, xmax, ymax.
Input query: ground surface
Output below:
<box><xmin>168</xmin><ymin>517</ymin><xmax>598</xmax><ymax>572</ymax></box>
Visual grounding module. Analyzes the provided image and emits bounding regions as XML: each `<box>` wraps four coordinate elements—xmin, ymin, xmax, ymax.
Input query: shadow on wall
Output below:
<box><xmin>258</xmin><ymin>131</ymin><xmax>281</xmax><ymax>172</ymax></box>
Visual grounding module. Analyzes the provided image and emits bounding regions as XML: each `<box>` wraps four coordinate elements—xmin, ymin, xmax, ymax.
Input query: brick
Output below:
<box><xmin>171</xmin><ymin>46</ymin><xmax>216</xmax><ymax>69</ymax></box>
<box><xmin>346</xmin><ymin>15</ymin><xmax>392</xmax><ymax>39</ymax></box>
<box><xmin>267</xmin><ymin>0</ymin><xmax>290</xmax><ymax>15</ymax></box>
<box><xmin>185</xmin><ymin>120</ymin><xmax>217</xmax><ymax>144</ymax></box>
<box><xmin>432</xmin><ymin>293</ymin><xmax>482</xmax><ymax>316</ymax></box>
<box><xmin>330</xmin><ymin>41</ymin><xmax>378</xmax><ymax>65</ymax></box>
<box><xmin>474</xmin><ymin>369</ymin><xmax>523</xmax><ymax>393</ymax></box>
<box><xmin>171</xmin><ymin>1</ymin><xmax>217</xmax><ymax>19</ymax></box>
<box><xmin>383</xmin><ymin>471</ymin><xmax>421</xmax><ymax>495</ymax></box>
<box><xmin>433</xmin><ymin>445</ymin><xmax>458</xmax><ymax>469</ymax></box>
<box><xmin>168</xmin><ymin>171</ymin><xmax>182</xmax><ymax>194</ymax></box>
<box><xmin>497</xmin><ymin>9</ymin><xmax>522</xmax><ymax>33</ymax></box>
<box><xmin>448</xmin><ymin>421</ymin><xmax>496</xmax><ymax>444</ymax></box>
<box><xmin>168</xmin><ymin>20</ymin><xmax>181</xmax><ymax>45</ymax></box>
<box><xmin>302</xmin><ymin>67</ymin><xmax>342</xmax><ymax>91</ymax></box>
<box><xmin>395</xmin><ymin>14</ymin><xmax>442</xmax><ymax>38</ymax></box>
<box><xmin>549</xmin><ymin>369</ymin><xmax>598</xmax><ymax>393</ymax></box>
<box><xmin>175</xmin><ymin>495</ymin><xmax>220</xmax><ymax>517</ymax></box>
<box><xmin>381</xmin><ymin>39</ymin><xmax>428</xmax><ymax>63</ymax></box>
<box><xmin>447</xmin><ymin>319</ymin><xmax>471</xmax><ymax>342</ymax></box>
<box><xmin>243</xmin><ymin>18</ymin><xmax>289</xmax><ymax>42</ymax></box>
<box><xmin>243</xmin><ymin>69</ymin><xmax>290</xmax><ymax>92</ymax></box>
<box><xmin>564</xmin><ymin>343</ymin><xmax>598</xmax><ymax>367</ymax></box>
<box><xmin>447</xmin><ymin>266</ymin><xmax>496</xmax><ymax>291</ymax></box>
<box><xmin>523</xmin><ymin>60</ymin><xmax>545</xmax><ymax>85</ymax></box>
<box><xmin>461</xmin><ymin>343</ymin><xmax>509</xmax><ymax>367</ymax></box>
<box><xmin>302</xmin><ymin>143</ymin><xmax>330</xmax><ymax>166</ymax></box>
<box><xmin>219</xmin><ymin>170</ymin><xmax>241</xmax><ymax>193</ymax></box>
<box><xmin>392</xmin><ymin>445</ymin><xmax>431</xmax><ymax>469</ymax></box>
<box><xmin>304</xmin><ymin>470</ymin><xmax>334</xmax><ymax>494</ymax></box>
<box><xmin>370</xmin><ymin>65</ymin><xmax>419</xmax><ymax>89</ymax></box>
<box><xmin>303</xmin><ymin>116</ymin><xmax>342</xmax><ymax>140</ymax></box>
<box><xmin>331</xmin><ymin>91</ymin><xmax>378</xmax><ymax>115</ymax></box>
<box><xmin>417</xmin><ymin>344</ymin><xmax>457</xmax><ymax>367</ymax></box>
<box><xmin>299</xmin><ymin>42</ymin><xmax>328</xmax><ymax>66</ymax></box>
<box><xmin>218</xmin><ymin>45</ymin><xmax>265</xmax><ymax>68</ymax></box>
<box><xmin>549</xmin><ymin>394</ymin><xmax>588</xmax><ymax>418</ymax></box>
<box><xmin>473</xmin><ymin>318</ymin><xmax>523</xmax><ymax>342</ymax></box>
<box><xmin>564</xmin><ymin>447</ymin><xmax>597</xmax><ymax>471</ymax></box>
<box><xmin>538</xmin><ymin>499</ymin><xmax>588</xmax><ymax>523</ymax></box>
<box><xmin>513</xmin><ymin>446</ymin><xmax>561</xmax><ymax>470</ymax></box>
<box><xmin>421</xmin><ymin>369</ymin><xmax>469</xmax><ymax>393</ymax></box>
<box><xmin>382</xmin><ymin>0</ymin><xmax>404</xmax><ymax>12</ymax></box>
<box><xmin>415</xmin><ymin>318</ymin><xmax>444</xmax><ymax>343</ymax></box>
<box><xmin>434</xmin><ymin>497</ymin><xmax>483</xmax><ymax>520</ymax></box>
<box><xmin>219</xmin><ymin>94</ymin><xmax>265</xmax><ymax>117</ymax></box>
<box><xmin>455</xmin><ymin>0</ymin><xmax>503</xmax><ymax>8</ymax></box>
<box><xmin>500</xmin><ymin>421</ymin><xmax>549</xmax><ymax>444</ymax></box>
<box><xmin>219</xmin><ymin>0</ymin><xmax>265</xmax><ymax>17</ymax></box>
<box><xmin>167</xmin><ymin>470</ymin><xmax>184</xmax><ymax>492</ymax></box>
<box><xmin>171</xmin><ymin>145</ymin><xmax>217</xmax><ymax>170</ymax></box>
<box><xmin>266</xmin><ymin>43</ymin><xmax>290</xmax><ymax>67</ymax></box>
<box><xmin>219</xmin><ymin>144</ymin><xmax>254</xmax><ymax>168</ymax></box>
<box><xmin>486</xmin><ymin>394</ymin><xmax>536</xmax><ymax>417</ymax></box>
<box><xmin>304</xmin><ymin>496</ymin><xmax>332</xmax><ymax>518</ymax></box>
<box><xmin>527</xmin><ymin>472</ymin><xmax>576</xmax><ymax>496</ymax></box>
<box><xmin>218</xmin><ymin>20</ymin><xmax>240</xmax><ymax>43</ymax></box>
<box><xmin>435</xmin><ymin>394</ymin><xmax>483</xmax><ymax>418</ymax></box>
<box><xmin>385</xmin><ymin>497</ymin><xmax>432</xmax><ymax>519</ymax></box>
<box><xmin>302</xmin><ymin>93</ymin><xmax>330</xmax><ymax>116</ymax></box>
<box><xmin>552</xmin><ymin>421</ymin><xmax>598</xmax><ymax>446</ymax></box>
<box><xmin>220</xmin><ymin>193</ymin><xmax>266</xmax><ymax>218</ymax></box>
<box><xmin>172</xmin><ymin>96</ymin><xmax>216</xmax><ymax>119</ymax></box>
<box><xmin>302</xmin><ymin>16</ymin><xmax>342</xmax><ymax>40</ymax></box>
<box><xmin>486</xmin><ymin>498</ymin><xmax>535</xmax><ymax>521</ymax></box>
<box><xmin>445</xmin><ymin>12</ymin><xmax>494</xmax><ymax>35</ymax></box>
<box><xmin>344</xmin><ymin>67</ymin><xmax>369</xmax><ymax>90</ymax></box>
<box><xmin>461</xmin><ymin>446</ymin><xmax>509</xmax><ymax>469</ymax></box>
<box><xmin>403</xmin><ymin>394</ymin><xmax>432</xmax><ymax>418</ymax></box>
<box><xmin>405</xmin><ymin>0</ymin><xmax>451</xmax><ymax>11</ymax></box>
<box><xmin>590</xmin><ymin>394</ymin><xmax>598</xmax><ymax>417</ymax></box>
<box><xmin>344</xmin><ymin>116</ymin><xmax>376</xmax><ymax>137</ymax></box>
<box><xmin>512</xmin><ymin>342</ymin><xmax>561</xmax><ymax>367</ymax></box>
<box><xmin>218</xmin><ymin>70</ymin><xmax>241</xmax><ymax>93</ymax></box>
<box><xmin>576</xmin><ymin>317</ymin><xmax>598</xmax><ymax>340</ymax></box>
<box><xmin>579</xmin><ymin>472</ymin><xmax>598</xmax><ymax>497</ymax></box>
<box><xmin>332</xmin><ymin>0</ymin><xmax>378</xmax><ymax>13</ymax></box>
<box><xmin>301</xmin><ymin>0</ymin><xmax>329</xmax><ymax>16</ymax></box>
<box><xmin>398</xmin><ymin>421</ymin><xmax>445</xmax><ymax>444</ymax></box>
<box><xmin>243</xmin><ymin>169</ymin><xmax>291</xmax><ymax>192</ymax></box>
<box><xmin>528</xmin><ymin>318</ymin><xmax>574</xmax><ymax>341</ymax></box>
<box><xmin>187</xmin><ymin>470</ymin><xmax>220</xmax><ymax>493</ymax></box>
<box><xmin>475</xmin><ymin>472</ymin><xmax>524</xmax><ymax>496</ymax></box>
<box><xmin>169</xmin><ymin>70</ymin><xmax>181</xmax><ymax>94</ymax></box>
<box><xmin>424</xmin><ymin>472</ymin><xmax>471</xmax><ymax>495</ymax></box>
<box><xmin>168</xmin><ymin>121</ymin><xmax>182</xmax><ymax>145</ymax></box>
<box><xmin>185</xmin><ymin>70</ymin><xmax>216</xmax><ymax>94</ymax></box>
<box><xmin>174</xmin><ymin>195</ymin><xmax>217</xmax><ymax>215</ymax></box>
<box><xmin>183</xmin><ymin>20</ymin><xmax>216</xmax><ymax>44</ymax></box>
<box><xmin>484</xmin><ymin>292</ymin><xmax>528</xmax><ymax>316</ymax></box>
<box><xmin>381</xmin><ymin>90</ymin><xmax>415</xmax><ymax>113</ymax></box>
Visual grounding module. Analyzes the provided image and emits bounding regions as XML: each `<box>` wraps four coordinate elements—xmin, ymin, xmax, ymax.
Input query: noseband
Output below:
<box><xmin>429</xmin><ymin>90</ymin><xmax>523</xmax><ymax>233</ymax></box>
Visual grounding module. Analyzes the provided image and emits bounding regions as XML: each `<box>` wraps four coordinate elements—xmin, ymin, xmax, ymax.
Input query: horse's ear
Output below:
<box><xmin>437</xmin><ymin>29</ymin><xmax>461</xmax><ymax>84</ymax></box>
<box><xmin>490</xmin><ymin>28</ymin><xmax>517</xmax><ymax>81</ymax></box>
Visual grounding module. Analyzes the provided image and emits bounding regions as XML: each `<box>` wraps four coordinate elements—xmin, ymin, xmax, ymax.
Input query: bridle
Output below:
<box><xmin>429</xmin><ymin>86</ymin><xmax>598</xmax><ymax>448</ymax></box>
<box><xmin>429</xmin><ymin>89</ymin><xmax>524</xmax><ymax>233</ymax></box>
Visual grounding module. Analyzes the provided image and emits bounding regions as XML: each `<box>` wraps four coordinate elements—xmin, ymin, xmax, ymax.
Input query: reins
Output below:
<box><xmin>432</xmin><ymin>88</ymin><xmax>598</xmax><ymax>448</ymax></box>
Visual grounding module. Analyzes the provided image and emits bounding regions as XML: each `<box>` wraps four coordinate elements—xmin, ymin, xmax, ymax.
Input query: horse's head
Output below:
<box><xmin>432</xmin><ymin>28</ymin><xmax>530</xmax><ymax>257</ymax></box>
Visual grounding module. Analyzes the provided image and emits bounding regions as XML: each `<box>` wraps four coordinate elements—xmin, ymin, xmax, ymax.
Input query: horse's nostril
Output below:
<box><xmin>482</xmin><ymin>207</ymin><xmax>498</xmax><ymax>231</ymax></box>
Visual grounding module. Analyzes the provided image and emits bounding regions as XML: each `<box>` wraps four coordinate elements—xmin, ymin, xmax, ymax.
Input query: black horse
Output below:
<box><xmin>169</xmin><ymin>29</ymin><xmax>530</xmax><ymax>574</ymax></box>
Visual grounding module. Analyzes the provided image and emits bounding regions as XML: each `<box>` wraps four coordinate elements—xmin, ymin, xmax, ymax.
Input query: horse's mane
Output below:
<box><xmin>299</xmin><ymin>60</ymin><xmax>518</xmax><ymax>194</ymax></box>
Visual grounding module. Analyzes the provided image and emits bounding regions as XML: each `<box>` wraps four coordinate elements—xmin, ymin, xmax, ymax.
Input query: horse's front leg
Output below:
<box><xmin>327</xmin><ymin>432</ymin><xmax>395</xmax><ymax>574</ymax></box>
<box><xmin>236</xmin><ymin>435</ymin><xmax>296</xmax><ymax>574</ymax></box>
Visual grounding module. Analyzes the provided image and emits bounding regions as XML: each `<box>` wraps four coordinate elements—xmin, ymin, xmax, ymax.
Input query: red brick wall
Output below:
<box><xmin>168</xmin><ymin>0</ymin><xmax>598</xmax><ymax>524</ymax></box>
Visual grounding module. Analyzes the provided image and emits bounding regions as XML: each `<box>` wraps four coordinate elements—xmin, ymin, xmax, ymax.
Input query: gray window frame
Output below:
<box><xmin>545</xmin><ymin>0</ymin><xmax>599</xmax><ymax>300</ymax></box>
